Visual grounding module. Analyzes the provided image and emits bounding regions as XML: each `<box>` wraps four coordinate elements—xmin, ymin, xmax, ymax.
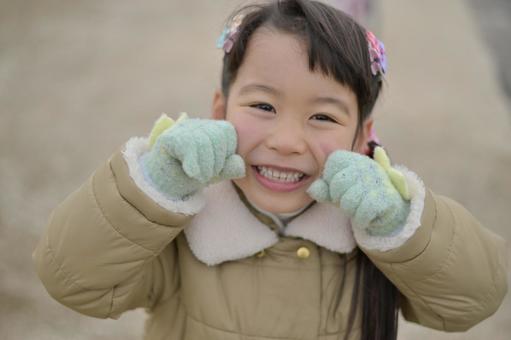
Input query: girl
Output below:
<box><xmin>33</xmin><ymin>1</ymin><xmax>507</xmax><ymax>339</ymax></box>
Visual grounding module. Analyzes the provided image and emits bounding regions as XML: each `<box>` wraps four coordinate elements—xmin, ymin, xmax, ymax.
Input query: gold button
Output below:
<box><xmin>256</xmin><ymin>250</ymin><xmax>266</xmax><ymax>258</ymax></box>
<box><xmin>296</xmin><ymin>247</ymin><xmax>310</xmax><ymax>259</ymax></box>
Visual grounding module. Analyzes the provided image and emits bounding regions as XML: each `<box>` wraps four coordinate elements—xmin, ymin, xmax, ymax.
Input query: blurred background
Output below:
<box><xmin>0</xmin><ymin>0</ymin><xmax>509</xmax><ymax>339</ymax></box>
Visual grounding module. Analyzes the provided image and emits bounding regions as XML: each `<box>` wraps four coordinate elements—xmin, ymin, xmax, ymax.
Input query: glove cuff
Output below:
<box><xmin>122</xmin><ymin>136</ymin><xmax>205</xmax><ymax>216</ymax></box>
<box><xmin>353</xmin><ymin>165</ymin><xmax>426</xmax><ymax>251</ymax></box>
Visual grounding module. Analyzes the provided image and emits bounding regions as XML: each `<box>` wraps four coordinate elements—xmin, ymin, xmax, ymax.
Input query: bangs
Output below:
<box><xmin>221</xmin><ymin>0</ymin><xmax>381</xmax><ymax>118</ymax></box>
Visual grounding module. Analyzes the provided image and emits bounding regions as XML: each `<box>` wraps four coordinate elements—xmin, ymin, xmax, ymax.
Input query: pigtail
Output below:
<box><xmin>349</xmin><ymin>135</ymin><xmax>402</xmax><ymax>340</ymax></box>
<box><xmin>346</xmin><ymin>132</ymin><xmax>402</xmax><ymax>340</ymax></box>
<box><xmin>342</xmin><ymin>251</ymin><xmax>400</xmax><ymax>340</ymax></box>
<box><xmin>337</xmin><ymin>251</ymin><xmax>399</xmax><ymax>340</ymax></box>
<box><xmin>359</xmin><ymin>252</ymin><xmax>401</xmax><ymax>340</ymax></box>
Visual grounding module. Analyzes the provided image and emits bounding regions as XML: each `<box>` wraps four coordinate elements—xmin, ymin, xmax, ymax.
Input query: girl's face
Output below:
<box><xmin>212</xmin><ymin>29</ymin><xmax>373</xmax><ymax>213</ymax></box>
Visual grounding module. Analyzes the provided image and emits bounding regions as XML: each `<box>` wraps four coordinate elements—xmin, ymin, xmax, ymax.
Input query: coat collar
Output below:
<box><xmin>184</xmin><ymin>181</ymin><xmax>356</xmax><ymax>266</ymax></box>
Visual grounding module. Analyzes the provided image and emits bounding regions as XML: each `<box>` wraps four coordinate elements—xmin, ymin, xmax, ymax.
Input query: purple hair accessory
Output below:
<box><xmin>216</xmin><ymin>14</ymin><xmax>244</xmax><ymax>54</ymax></box>
<box><xmin>366</xmin><ymin>31</ymin><xmax>387</xmax><ymax>77</ymax></box>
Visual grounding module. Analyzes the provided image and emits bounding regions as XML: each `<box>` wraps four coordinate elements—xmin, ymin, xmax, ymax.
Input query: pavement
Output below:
<box><xmin>0</xmin><ymin>0</ymin><xmax>509</xmax><ymax>339</ymax></box>
<box><xmin>379</xmin><ymin>1</ymin><xmax>511</xmax><ymax>339</ymax></box>
<box><xmin>468</xmin><ymin>0</ymin><xmax>511</xmax><ymax>101</ymax></box>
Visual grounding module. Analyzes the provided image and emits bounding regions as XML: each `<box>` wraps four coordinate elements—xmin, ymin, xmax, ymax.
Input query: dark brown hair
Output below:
<box><xmin>220</xmin><ymin>0</ymin><xmax>383</xmax><ymax>146</ymax></box>
<box><xmin>219</xmin><ymin>1</ymin><xmax>399</xmax><ymax>339</ymax></box>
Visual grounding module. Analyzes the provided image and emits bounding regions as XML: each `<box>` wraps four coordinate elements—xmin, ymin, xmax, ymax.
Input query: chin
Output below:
<box><xmin>245</xmin><ymin>190</ymin><xmax>313</xmax><ymax>214</ymax></box>
<box><xmin>232</xmin><ymin>166</ymin><xmax>317</xmax><ymax>213</ymax></box>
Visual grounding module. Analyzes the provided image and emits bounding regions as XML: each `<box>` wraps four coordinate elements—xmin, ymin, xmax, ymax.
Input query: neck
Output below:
<box><xmin>245</xmin><ymin>197</ymin><xmax>312</xmax><ymax>233</ymax></box>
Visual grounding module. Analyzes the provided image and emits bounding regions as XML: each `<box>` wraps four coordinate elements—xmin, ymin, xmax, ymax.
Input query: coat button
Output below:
<box><xmin>296</xmin><ymin>246</ymin><xmax>310</xmax><ymax>259</ymax></box>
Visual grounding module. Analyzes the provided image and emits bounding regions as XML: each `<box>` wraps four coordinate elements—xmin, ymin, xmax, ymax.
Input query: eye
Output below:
<box><xmin>250</xmin><ymin>103</ymin><xmax>276</xmax><ymax>113</ymax></box>
<box><xmin>310</xmin><ymin>113</ymin><xmax>337</xmax><ymax>123</ymax></box>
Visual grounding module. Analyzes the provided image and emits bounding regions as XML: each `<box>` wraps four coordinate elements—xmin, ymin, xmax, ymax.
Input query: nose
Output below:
<box><xmin>264</xmin><ymin>117</ymin><xmax>308</xmax><ymax>155</ymax></box>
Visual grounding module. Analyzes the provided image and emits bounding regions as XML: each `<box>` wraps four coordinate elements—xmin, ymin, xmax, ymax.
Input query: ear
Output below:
<box><xmin>355</xmin><ymin>118</ymin><xmax>374</xmax><ymax>154</ymax></box>
<box><xmin>211</xmin><ymin>89</ymin><xmax>227</xmax><ymax>120</ymax></box>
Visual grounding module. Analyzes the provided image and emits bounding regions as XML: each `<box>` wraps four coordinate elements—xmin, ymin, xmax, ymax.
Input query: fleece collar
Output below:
<box><xmin>184</xmin><ymin>181</ymin><xmax>356</xmax><ymax>266</ymax></box>
<box><xmin>123</xmin><ymin>136</ymin><xmax>425</xmax><ymax>267</ymax></box>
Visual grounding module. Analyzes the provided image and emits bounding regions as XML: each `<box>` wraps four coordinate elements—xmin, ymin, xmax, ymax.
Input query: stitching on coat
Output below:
<box><xmin>185</xmin><ymin>313</ymin><xmax>299</xmax><ymax>340</ymax></box>
<box><xmin>381</xmin><ymin>190</ymin><xmax>437</xmax><ymax>265</ymax></box>
<box><xmin>389</xmin><ymin>196</ymin><xmax>492</xmax><ymax>330</ymax></box>
<box><xmin>185</xmin><ymin>309</ymin><xmax>358</xmax><ymax>339</ymax></box>
<box><xmin>418</xmin><ymin>200</ymin><xmax>500</xmax><ymax>323</ymax></box>
<box><xmin>91</xmin><ymin>169</ymin><xmax>169</xmax><ymax>316</ymax></box>
<box><xmin>108</xmin><ymin>259</ymin><xmax>157</xmax><ymax>316</ymax></box>
<box><xmin>146</xmin><ymin>258</ymin><xmax>173</xmax><ymax>308</ymax></box>
<box><xmin>109</xmin><ymin>284</ymin><xmax>117</xmax><ymax>317</ymax></box>
<box><xmin>388</xmin><ymin>195</ymin><xmax>447</xmax><ymax>329</ymax></box>
<box><xmin>91</xmin><ymin>168</ymin><xmax>157</xmax><ymax>257</ymax></box>
<box><xmin>92</xmin><ymin>168</ymin><xmax>183</xmax><ymax>313</ymax></box>
<box><xmin>472</xmin><ymin>249</ymin><xmax>505</xmax><ymax>318</ymax></box>
<box><xmin>108</xmin><ymin>160</ymin><xmax>184</xmax><ymax>256</ymax></box>
<box><xmin>230</xmin><ymin>262</ymin><xmax>343</xmax><ymax>271</ymax></box>
<box><xmin>43</xmin><ymin>235</ymin><xmax>89</xmax><ymax>291</ymax></box>
<box><xmin>420</xmin><ymin>200</ymin><xmax>459</xmax><ymax>280</ymax></box>
<box><xmin>435</xmin><ymin>215</ymin><xmax>507</xmax><ymax>320</ymax></box>
<box><xmin>388</xmin><ymin>268</ymin><xmax>446</xmax><ymax>329</ymax></box>
<box><xmin>43</xmin><ymin>236</ymin><xmax>115</xmax><ymax>318</ymax></box>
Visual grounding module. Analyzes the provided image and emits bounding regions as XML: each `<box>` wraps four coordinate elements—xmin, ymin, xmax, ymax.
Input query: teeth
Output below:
<box><xmin>256</xmin><ymin>166</ymin><xmax>305</xmax><ymax>183</ymax></box>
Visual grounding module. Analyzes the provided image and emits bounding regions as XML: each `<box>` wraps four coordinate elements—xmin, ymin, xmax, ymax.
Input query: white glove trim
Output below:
<box><xmin>353</xmin><ymin>165</ymin><xmax>426</xmax><ymax>251</ymax></box>
<box><xmin>122</xmin><ymin>137</ymin><xmax>205</xmax><ymax>216</ymax></box>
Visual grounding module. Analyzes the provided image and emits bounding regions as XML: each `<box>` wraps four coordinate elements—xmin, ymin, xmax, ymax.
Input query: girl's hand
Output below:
<box><xmin>141</xmin><ymin>114</ymin><xmax>245</xmax><ymax>199</ymax></box>
<box><xmin>307</xmin><ymin>148</ymin><xmax>410</xmax><ymax>236</ymax></box>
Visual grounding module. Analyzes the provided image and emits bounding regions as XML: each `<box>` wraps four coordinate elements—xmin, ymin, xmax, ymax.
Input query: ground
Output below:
<box><xmin>0</xmin><ymin>0</ymin><xmax>509</xmax><ymax>339</ymax></box>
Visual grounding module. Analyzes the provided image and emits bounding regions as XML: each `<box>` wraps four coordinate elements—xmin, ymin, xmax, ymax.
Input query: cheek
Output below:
<box><xmin>318</xmin><ymin>142</ymin><xmax>340</xmax><ymax>158</ymax></box>
<box><xmin>315</xmin><ymin>142</ymin><xmax>339</xmax><ymax>169</ymax></box>
<box><xmin>227</xmin><ymin>113</ymin><xmax>263</xmax><ymax>156</ymax></box>
<box><xmin>310</xmin><ymin>132</ymin><xmax>354</xmax><ymax>168</ymax></box>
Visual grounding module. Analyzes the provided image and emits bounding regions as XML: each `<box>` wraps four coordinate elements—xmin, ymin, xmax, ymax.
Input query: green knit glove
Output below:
<box><xmin>141</xmin><ymin>113</ymin><xmax>245</xmax><ymax>200</ymax></box>
<box><xmin>307</xmin><ymin>148</ymin><xmax>411</xmax><ymax>236</ymax></box>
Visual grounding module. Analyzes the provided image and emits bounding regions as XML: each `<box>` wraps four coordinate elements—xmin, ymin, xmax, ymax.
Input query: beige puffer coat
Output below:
<box><xmin>33</xmin><ymin>141</ymin><xmax>508</xmax><ymax>340</ymax></box>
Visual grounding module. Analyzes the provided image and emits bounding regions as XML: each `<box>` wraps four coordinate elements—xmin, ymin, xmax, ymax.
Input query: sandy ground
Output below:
<box><xmin>0</xmin><ymin>0</ymin><xmax>509</xmax><ymax>339</ymax></box>
<box><xmin>469</xmin><ymin>0</ymin><xmax>511</xmax><ymax>100</ymax></box>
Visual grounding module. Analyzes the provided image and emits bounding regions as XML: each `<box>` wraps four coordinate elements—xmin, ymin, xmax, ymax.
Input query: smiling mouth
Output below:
<box><xmin>254</xmin><ymin>165</ymin><xmax>308</xmax><ymax>183</ymax></box>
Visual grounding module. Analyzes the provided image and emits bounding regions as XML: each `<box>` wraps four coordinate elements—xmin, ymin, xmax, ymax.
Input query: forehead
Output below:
<box><xmin>233</xmin><ymin>28</ymin><xmax>355</xmax><ymax>100</ymax></box>
<box><xmin>242</xmin><ymin>28</ymin><xmax>307</xmax><ymax>76</ymax></box>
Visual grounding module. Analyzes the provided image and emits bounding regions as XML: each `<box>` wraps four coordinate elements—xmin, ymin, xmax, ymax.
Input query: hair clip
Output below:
<box><xmin>216</xmin><ymin>13</ymin><xmax>244</xmax><ymax>54</ymax></box>
<box><xmin>366</xmin><ymin>31</ymin><xmax>387</xmax><ymax>77</ymax></box>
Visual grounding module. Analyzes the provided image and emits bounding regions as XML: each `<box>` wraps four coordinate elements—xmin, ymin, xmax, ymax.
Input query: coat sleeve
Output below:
<box><xmin>33</xmin><ymin>145</ymin><xmax>201</xmax><ymax>319</ymax></box>
<box><xmin>360</xmin><ymin>189</ymin><xmax>508</xmax><ymax>331</ymax></box>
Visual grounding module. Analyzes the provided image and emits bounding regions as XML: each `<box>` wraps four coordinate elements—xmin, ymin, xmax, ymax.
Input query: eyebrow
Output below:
<box><xmin>238</xmin><ymin>83</ymin><xmax>282</xmax><ymax>96</ymax></box>
<box><xmin>311</xmin><ymin>96</ymin><xmax>351</xmax><ymax>116</ymax></box>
